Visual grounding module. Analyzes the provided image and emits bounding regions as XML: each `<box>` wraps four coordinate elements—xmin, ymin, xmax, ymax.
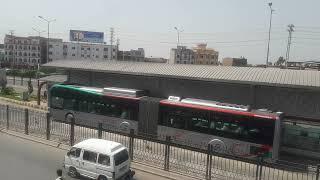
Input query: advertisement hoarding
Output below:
<box><xmin>70</xmin><ymin>30</ymin><xmax>104</xmax><ymax>43</ymax></box>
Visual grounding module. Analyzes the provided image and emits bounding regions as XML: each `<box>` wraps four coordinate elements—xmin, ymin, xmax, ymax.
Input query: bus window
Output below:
<box><xmin>63</xmin><ymin>99</ymin><xmax>77</xmax><ymax>110</ymax></box>
<box><xmin>79</xmin><ymin>101</ymin><xmax>88</xmax><ymax>112</ymax></box>
<box><xmin>167</xmin><ymin>115</ymin><xmax>185</xmax><ymax>129</ymax></box>
<box><xmin>189</xmin><ymin>117</ymin><xmax>209</xmax><ymax>133</ymax></box>
<box><xmin>51</xmin><ymin>96</ymin><xmax>63</xmax><ymax>109</ymax></box>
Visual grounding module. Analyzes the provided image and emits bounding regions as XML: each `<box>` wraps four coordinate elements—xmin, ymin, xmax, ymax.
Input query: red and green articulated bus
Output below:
<box><xmin>49</xmin><ymin>84</ymin><xmax>282</xmax><ymax>159</ymax></box>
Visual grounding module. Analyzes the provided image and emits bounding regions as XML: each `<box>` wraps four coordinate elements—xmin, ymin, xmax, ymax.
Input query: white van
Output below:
<box><xmin>64</xmin><ymin>139</ymin><xmax>134</xmax><ymax>180</ymax></box>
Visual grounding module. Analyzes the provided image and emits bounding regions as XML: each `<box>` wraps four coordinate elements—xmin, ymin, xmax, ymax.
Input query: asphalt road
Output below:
<box><xmin>0</xmin><ymin>133</ymin><xmax>170</xmax><ymax>180</ymax></box>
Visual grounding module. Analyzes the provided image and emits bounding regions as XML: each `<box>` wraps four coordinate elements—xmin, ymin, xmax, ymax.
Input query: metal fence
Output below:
<box><xmin>0</xmin><ymin>103</ymin><xmax>319</xmax><ymax>180</ymax></box>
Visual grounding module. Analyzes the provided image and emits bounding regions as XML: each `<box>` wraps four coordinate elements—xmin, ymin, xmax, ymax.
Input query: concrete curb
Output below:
<box><xmin>0</xmin><ymin>129</ymin><xmax>197</xmax><ymax>180</ymax></box>
<box><xmin>0</xmin><ymin>97</ymin><xmax>48</xmax><ymax>111</ymax></box>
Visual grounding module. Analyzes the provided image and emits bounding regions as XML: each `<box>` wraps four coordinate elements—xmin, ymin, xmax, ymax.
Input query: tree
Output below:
<box><xmin>27</xmin><ymin>80</ymin><xmax>33</xmax><ymax>95</ymax></box>
<box><xmin>0</xmin><ymin>78</ymin><xmax>7</xmax><ymax>90</ymax></box>
<box><xmin>275</xmin><ymin>56</ymin><xmax>285</xmax><ymax>66</ymax></box>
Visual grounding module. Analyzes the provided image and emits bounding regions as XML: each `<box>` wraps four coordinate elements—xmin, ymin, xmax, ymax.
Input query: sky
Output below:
<box><xmin>1</xmin><ymin>0</ymin><xmax>320</xmax><ymax>64</ymax></box>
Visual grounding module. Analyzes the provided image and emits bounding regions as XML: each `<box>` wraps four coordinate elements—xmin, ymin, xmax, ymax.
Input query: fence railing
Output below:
<box><xmin>0</xmin><ymin>103</ymin><xmax>319</xmax><ymax>180</ymax></box>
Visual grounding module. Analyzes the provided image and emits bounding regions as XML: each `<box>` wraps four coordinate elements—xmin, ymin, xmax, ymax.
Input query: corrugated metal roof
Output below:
<box><xmin>39</xmin><ymin>75</ymin><xmax>67</xmax><ymax>83</ymax></box>
<box><xmin>43</xmin><ymin>60</ymin><xmax>320</xmax><ymax>89</ymax></box>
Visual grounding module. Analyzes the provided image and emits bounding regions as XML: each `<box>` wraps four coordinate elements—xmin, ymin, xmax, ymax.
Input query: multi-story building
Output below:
<box><xmin>118</xmin><ymin>48</ymin><xmax>145</xmax><ymax>62</ymax></box>
<box><xmin>222</xmin><ymin>57</ymin><xmax>247</xmax><ymax>67</ymax></box>
<box><xmin>48</xmin><ymin>41</ymin><xmax>118</xmax><ymax>61</ymax></box>
<box><xmin>144</xmin><ymin>57</ymin><xmax>168</xmax><ymax>63</ymax></box>
<box><xmin>48</xmin><ymin>38</ymin><xmax>63</xmax><ymax>61</ymax></box>
<box><xmin>169</xmin><ymin>46</ymin><xmax>195</xmax><ymax>64</ymax></box>
<box><xmin>193</xmin><ymin>43</ymin><xmax>219</xmax><ymax>65</ymax></box>
<box><xmin>4</xmin><ymin>35</ymin><xmax>45</xmax><ymax>67</ymax></box>
<box><xmin>0</xmin><ymin>44</ymin><xmax>4</xmax><ymax>63</ymax></box>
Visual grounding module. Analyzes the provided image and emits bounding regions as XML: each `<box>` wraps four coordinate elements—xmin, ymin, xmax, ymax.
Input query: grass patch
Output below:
<box><xmin>0</xmin><ymin>93</ymin><xmax>22</xmax><ymax>101</ymax></box>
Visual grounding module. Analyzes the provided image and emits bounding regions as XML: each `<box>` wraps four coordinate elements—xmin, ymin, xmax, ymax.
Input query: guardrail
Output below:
<box><xmin>0</xmin><ymin>103</ymin><xmax>319</xmax><ymax>180</ymax></box>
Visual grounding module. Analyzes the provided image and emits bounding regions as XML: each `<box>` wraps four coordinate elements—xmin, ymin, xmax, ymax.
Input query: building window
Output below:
<box><xmin>32</xmin><ymin>46</ymin><xmax>36</xmax><ymax>50</ymax></box>
<box><xmin>113</xmin><ymin>48</ymin><xmax>115</xmax><ymax>52</ymax></box>
<box><xmin>63</xmin><ymin>52</ymin><xmax>67</xmax><ymax>56</ymax></box>
<box><xmin>104</xmin><ymin>55</ymin><xmax>108</xmax><ymax>59</ymax></box>
<box><xmin>87</xmin><ymin>55</ymin><xmax>90</xmax><ymax>57</ymax></box>
<box><xmin>72</xmin><ymin>54</ymin><xmax>75</xmax><ymax>56</ymax></box>
<box><xmin>48</xmin><ymin>51</ymin><xmax>53</xmax><ymax>55</ymax></box>
<box><xmin>63</xmin><ymin>45</ymin><xmax>67</xmax><ymax>49</ymax></box>
<box><xmin>49</xmin><ymin>45</ymin><xmax>53</xmax><ymax>48</ymax></box>
<box><xmin>72</xmin><ymin>47</ymin><xmax>75</xmax><ymax>50</ymax></box>
<box><xmin>81</xmin><ymin>47</ymin><xmax>84</xmax><ymax>50</ymax></box>
<box><xmin>81</xmin><ymin>54</ymin><xmax>84</xmax><ymax>57</ymax></box>
<box><xmin>177</xmin><ymin>55</ymin><xmax>180</xmax><ymax>58</ymax></box>
<box><xmin>96</xmin><ymin>48</ymin><xmax>99</xmax><ymax>51</ymax></box>
<box><xmin>87</xmin><ymin>47</ymin><xmax>90</xmax><ymax>50</ymax></box>
<box><xmin>177</xmin><ymin>61</ymin><xmax>180</xmax><ymax>64</ymax></box>
<box><xmin>113</xmin><ymin>56</ymin><xmax>115</xmax><ymax>59</ymax></box>
<box><xmin>96</xmin><ymin>55</ymin><xmax>99</xmax><ymax>58</ymax></box>
<box><xmin>104</xmin><ymin>48</ymin><xmax>108</xmax><ymax>51</ymax></box>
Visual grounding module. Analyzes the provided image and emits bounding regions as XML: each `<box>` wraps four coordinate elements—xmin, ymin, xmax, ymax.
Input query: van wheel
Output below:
<box><xmin>98</xmin><ymin>175</ymin><xmax>107</xmax><ymax>180</ymax></box>
<box><xmin>68</xmin><ymin>167</ymin><xmax>78</xmax><ymax>178</ymax></box>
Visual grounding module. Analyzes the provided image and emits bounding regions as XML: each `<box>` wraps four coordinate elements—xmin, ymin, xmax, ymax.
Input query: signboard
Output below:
<box><xmin>70</xmin><ymin>30</ymin><xmax>104</xmax><ymax>43</ymax></box>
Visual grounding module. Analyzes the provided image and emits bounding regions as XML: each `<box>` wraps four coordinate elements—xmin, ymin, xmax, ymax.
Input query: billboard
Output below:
<box><xmin>70</xmin><ymin>30</ymin><xmax>104</xmax><ymax>43</ymax></box>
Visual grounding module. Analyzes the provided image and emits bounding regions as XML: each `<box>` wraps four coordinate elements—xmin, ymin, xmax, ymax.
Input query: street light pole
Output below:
<box><xmin>266</xmin><ymin>2</ymin><xmax>274</xmax><ymax>67</ymax></box>
<box><xmin>38</xmin><ymin>16</ymin><xmax>56</xmax><ymax>64</ymax></box>
<box><xmin>32</xmin><ymin>28</ymin><xmax>45</xmax><ymax>37</ymax></box>
<box><xmin>174</xmin><ymin>27</ymin><xmax>183</xmax><ymax>46</ymax></box>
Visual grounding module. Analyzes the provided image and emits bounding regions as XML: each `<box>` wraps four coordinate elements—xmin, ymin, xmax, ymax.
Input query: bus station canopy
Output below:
<box><xmin>43</xmin><ymin>60</ymin><xmax>320</xmax><ymax>90</ymax></box>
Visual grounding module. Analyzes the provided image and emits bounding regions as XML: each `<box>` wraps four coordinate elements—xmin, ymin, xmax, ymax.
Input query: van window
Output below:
<box><xmin>98</xmin><ymin>154</ymin><xmax>110</xmax><ymax>166</ymax></box>
<box><xmin>69</xmin><ymin>148</ymin><xmax>81</xmax><ymax>158</ymax></box>
<box><xmin>114</xmin><ymin>149</ymin><xmax>129</xmax><ymax>166</ymax></box>
<box><xmin>83</xmin><ymin>151</ymin><xmax>97</xmax><ymax>163</ymax></box>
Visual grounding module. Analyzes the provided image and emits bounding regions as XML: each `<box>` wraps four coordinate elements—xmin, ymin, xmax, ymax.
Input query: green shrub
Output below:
<box><xmin>1</xmin><ymin>87</ymin><xmax>15</xmax><ymax>95</ymax></box>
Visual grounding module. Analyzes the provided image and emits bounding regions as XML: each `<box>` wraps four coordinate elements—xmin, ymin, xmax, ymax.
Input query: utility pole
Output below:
<box><xmin>285</xmin><ymin>24</ymin><xmax>295</xmax><ymax>66</ymax></box>
<box><xmin>38</xmin><ymin>16</ymin><xmax>56</xmax><ymax>64</ymax></box>
<box><xmin>116</xmin><ymin>38</ymin><xmax>120</xmax><ymax>60</ymax></box>
<box><xmin>174</xmin><ymin>27</ymin><xmax>183</xmax><ymax>47</ymax></box>
<box><xmin>9</xmin><ymin>30</ymin><xmax>15</xmax><ymax>68</ymax></box>
<box><xmin>110</xmin><ymin>28</ymin><xmax>114</xmax><ymax>60</ymax></box>
<box><xmin>266</xmin><ymin>2</ymin><xmax>275</xmax><ymax>67</ymax></box>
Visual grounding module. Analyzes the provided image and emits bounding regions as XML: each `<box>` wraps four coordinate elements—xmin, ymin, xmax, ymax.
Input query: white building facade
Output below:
<box><xmin>4</xmin><ymin>35</ymin><xmax>43</xmax><ymax>66</ymax></box>
<box><xmin>49</xmin><ymin>41</ymin><xmax>118</xmax><ymax>61</ymax></box>
<box><xmin>169</xmin><ymin>46</ymin><xmax>195</xmax><ymax>64</ymax></box>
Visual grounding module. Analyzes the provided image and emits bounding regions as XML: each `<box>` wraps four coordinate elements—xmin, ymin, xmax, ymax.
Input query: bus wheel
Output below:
<box><xmin>65</xmin><ymin>113</ymin><xmax>74</xmax><ymax>123</ymax></box>
<box><xmin>98</xmin><ymin>175</ymin><xmax>107</xmax><ymax>180</ymax></box>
